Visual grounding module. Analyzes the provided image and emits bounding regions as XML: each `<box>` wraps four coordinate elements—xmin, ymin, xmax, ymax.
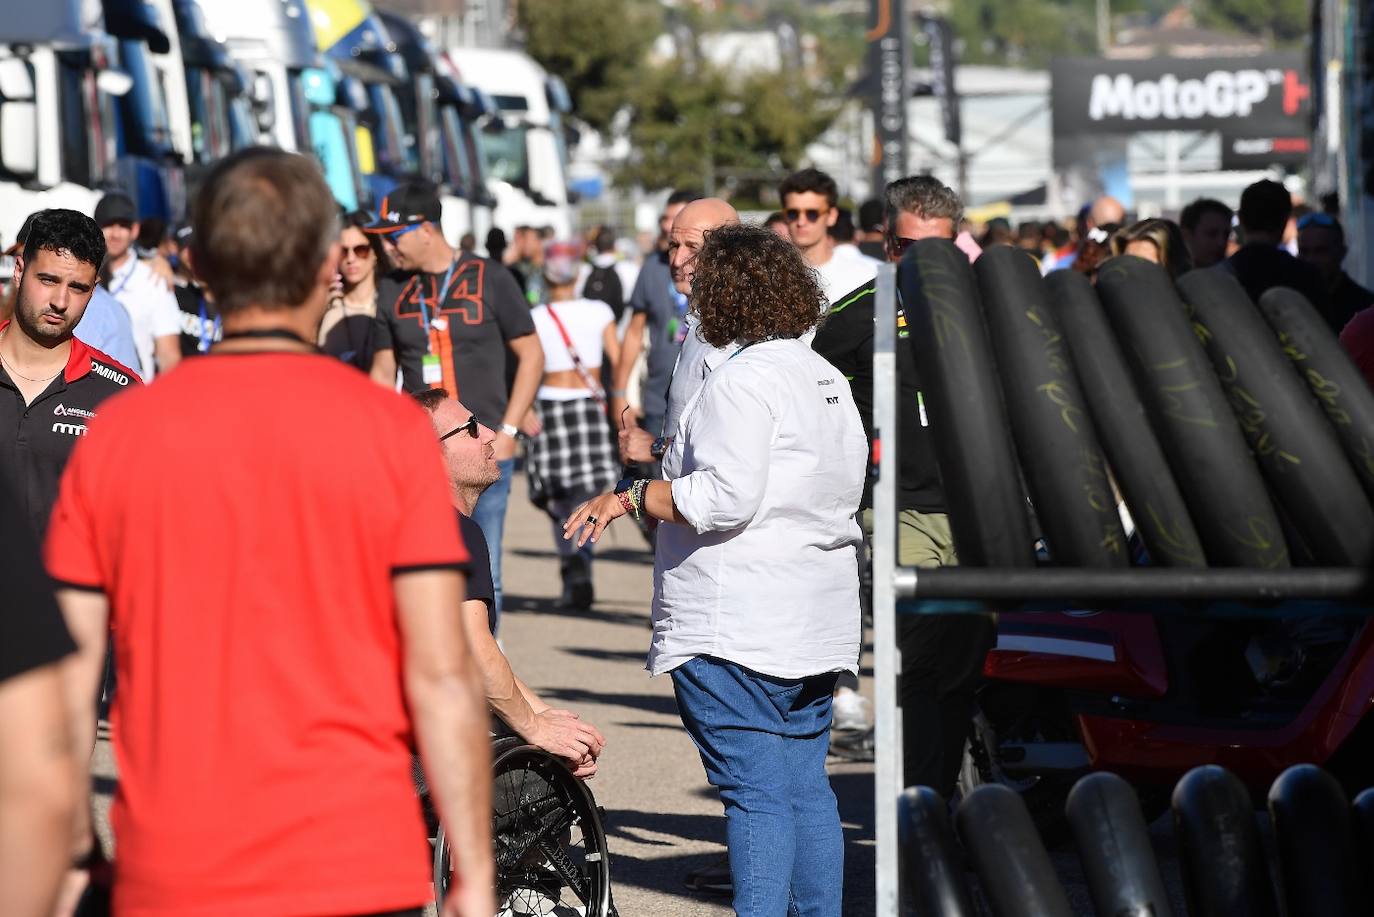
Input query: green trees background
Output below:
<box><xmin>515</xmin><ymin>0</ymin><xmax>1306</xmax><ymax>197</ymax></box>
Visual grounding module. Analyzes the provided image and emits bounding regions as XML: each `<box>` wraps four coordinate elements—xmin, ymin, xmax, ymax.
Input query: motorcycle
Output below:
<box><xmin>958</xmin><ymin>600</ymin><xmax>1374</xmax><ymax>842</ymax></box>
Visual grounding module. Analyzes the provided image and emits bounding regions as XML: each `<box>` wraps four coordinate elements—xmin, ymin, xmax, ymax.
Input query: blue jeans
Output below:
<box><xmin>671</xmin><ymin>656</ymin><xmax>844</xmax><ymax>917</ymax></box>
<box><xmin>472</xmin><ymin>457</ymin><xmax>514</xmax><ymax>632</ymax></box>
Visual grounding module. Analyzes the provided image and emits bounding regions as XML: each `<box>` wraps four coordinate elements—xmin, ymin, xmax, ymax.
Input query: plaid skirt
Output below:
<box><xmin>526</xmin><ymin>397</ymin><xmax>620</xmax><ymax>510</ymax></box>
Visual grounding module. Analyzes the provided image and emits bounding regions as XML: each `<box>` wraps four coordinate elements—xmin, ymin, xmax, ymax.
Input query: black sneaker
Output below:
<box><xmin>685</xmin><ymin>853</ymin><xmax>732</xmax><ymax>896</ymax></box>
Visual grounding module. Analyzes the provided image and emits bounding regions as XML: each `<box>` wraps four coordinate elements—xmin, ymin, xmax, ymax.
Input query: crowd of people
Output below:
<box><xmin>8</xmin><ymin>138</ymin><xmax>1374</xmax><ymax>917</ymax></box>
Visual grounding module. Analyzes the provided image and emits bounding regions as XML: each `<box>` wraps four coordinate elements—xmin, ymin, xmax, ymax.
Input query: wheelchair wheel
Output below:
<box><xmin>434</xmin><ymin>737</ymin><xmax>615</xmax><ymax>917</ymax></box>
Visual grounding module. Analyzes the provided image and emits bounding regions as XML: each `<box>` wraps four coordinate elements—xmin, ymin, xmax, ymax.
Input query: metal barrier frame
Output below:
<box><xmin>869</xmin><ymin>262</ymin><xmax>1374</xmax><ymax>915</ymax></box>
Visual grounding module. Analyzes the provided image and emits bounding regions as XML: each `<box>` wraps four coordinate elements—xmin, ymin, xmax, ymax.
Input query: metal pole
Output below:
<box><xmin>872</xmin><ymin>262</ymin><xmax>900</xmax><ymax>917</ymax></box>
<box><xmin>892</xmin><ymin>566</ymin><xmax>1374</xmax><ymax>601</ymax></box>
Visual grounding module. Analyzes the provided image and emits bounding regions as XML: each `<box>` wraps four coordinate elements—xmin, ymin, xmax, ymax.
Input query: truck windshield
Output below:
<box><xmin>114</xmin><ymin>40</ymin><xmax>174</xmax><ymax>156</ymax></box>
<box><xmin>440</xmin><ymin>106</ymin><xmax>474</xmax><ymax>195</ymax></box>
<box><xmin>481</xmin><ymin>122</ymin><xmax>530</xmax><ymax>188</ymax></box>
<box><xmin>57</xmin><ymin>53</ymin><xmax>119</xmax><ymax>188</ymax></box>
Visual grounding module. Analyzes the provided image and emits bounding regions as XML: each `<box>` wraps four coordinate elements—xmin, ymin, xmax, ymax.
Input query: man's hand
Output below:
<box><xmin>440</xmin><ymin>871</ymin><xmax>496</xmax><ymax>917</ymax></box>
<box><xmin>527</xmin><ymin>709</ymin><xmax>605</xmax><ymax>773</ymax></box>
<box><xmin>619</xmin><ymin>426</ymin><xmax>656</xmax><ymax>465</ymax></box>
<box><xmin>493</xmin><ymin>431</ymin><xmax>518</xmax><ymax>462</ymax></box>
<box><xmin>563</xmin><ymin>492</ymin><xmax>628</xmax><ymax>548</ymax></box>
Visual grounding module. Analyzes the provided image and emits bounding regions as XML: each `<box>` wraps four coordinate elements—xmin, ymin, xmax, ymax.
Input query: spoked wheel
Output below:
<box><xmin>434</xmin><ymin>738</ymin><xmax>615</xmax><ymax>917</ymax></box>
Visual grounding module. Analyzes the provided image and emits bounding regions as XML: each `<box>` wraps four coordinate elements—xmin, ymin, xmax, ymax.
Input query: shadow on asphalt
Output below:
<box><xmin>602</xmin><ymin>767</ymin><xmax>877</xmax><ymax>913</ymax></box>
<box><xmin>503</xmin><ymin>593</ymin><xmax>650</xmax><ymax>628</ymax></box>
<box><xmin>509</xmin><ymin>546</ymin><xmax>652</xmax><ymax>565</ymax></box>
<box><xmin>544</xmin><ymin>686</ymin><xmax>681</xmax><ymax>717</ymax></box>
<box><xmin>559</xmin><ymin>646</ymin><xmax>649</xmax><ymax>664</ymax></box>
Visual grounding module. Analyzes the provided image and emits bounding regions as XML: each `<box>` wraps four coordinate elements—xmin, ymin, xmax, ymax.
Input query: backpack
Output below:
<box><xmin>583</xmin><ymin>264</ymin><xmax>625</xmax><ymax>319</ymax></box>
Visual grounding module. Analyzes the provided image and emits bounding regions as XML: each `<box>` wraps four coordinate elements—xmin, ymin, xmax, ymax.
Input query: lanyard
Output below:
<box><xmin>108</xmin><ymin>259</ymin><xmax>135</xmax><ymax>297</ymax></box>
<box><xmin>418</xmin><ymin>257</ymin><xmax>462</xmax><ymax>344</ymax></box>
<box><xmin>197</xmin><ymin>298</ymin><xmax>221</xmax><ymax>353</ymax></box>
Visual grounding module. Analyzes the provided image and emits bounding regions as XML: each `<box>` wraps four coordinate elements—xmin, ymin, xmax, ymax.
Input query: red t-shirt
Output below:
<box><xmin>46</xmin><ymin>352</ymin><xmax>467</xmax><ymax>916</ymax></box>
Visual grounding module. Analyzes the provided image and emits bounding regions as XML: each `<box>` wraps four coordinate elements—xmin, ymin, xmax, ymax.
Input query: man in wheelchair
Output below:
<box><xmin>412</xmin><ymin>389</ymin><xmax>606</xmax><ymax>777</ymax></box>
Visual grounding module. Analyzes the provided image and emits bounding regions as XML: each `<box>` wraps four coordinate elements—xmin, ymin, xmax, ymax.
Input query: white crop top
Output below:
<box><xmin>531</xmin><ymin>299</ymin><xmax>615</xmax><ymax>373</ymax></box>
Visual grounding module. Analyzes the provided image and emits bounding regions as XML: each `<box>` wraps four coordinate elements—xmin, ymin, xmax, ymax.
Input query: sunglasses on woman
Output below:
<box><xmin>342</xmin><ymin>244</ymin><xmax>373</xmax><ymax>260</ymax></box>
<box><xmin>439</xmin><ymin>414</ymin><xmax>480</xmax><ymax>442</ymax></box>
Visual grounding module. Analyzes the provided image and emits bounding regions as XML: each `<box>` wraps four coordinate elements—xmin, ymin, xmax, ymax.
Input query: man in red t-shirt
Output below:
<box><xmin>46</xmin><ymin>148</ymin><xmax>494</xmax><ymax>917</ymax></box>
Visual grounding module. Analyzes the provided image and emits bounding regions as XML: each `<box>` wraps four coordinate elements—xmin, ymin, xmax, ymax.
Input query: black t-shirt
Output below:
<box><xmin>373</xmin><ymin>254</ymin><xmax>535</xmax><ymax>426</ymax></box>
<box><xmin>457</xmin><ymin>511</ymin><xmax>495</xmax><ymax>633</ymax></box>
<box><xmin>173</xmin><ymin>283</ymin><xmax>222</xmax><ymax>357</ymax></box>
<box><xmin>0</xmin><ymin>468</ymin><xmax>76</xmax><ymax>683</ymax></box>
<box><xmin>1330</xmin><ymin>273</ymin><xmax>1374</xmax><ymax>334</ymax></box>
<box><xmin>1226</xmin><ymin>245</ymin><xmax>1329</xmax><ymax>321</ymax></box>
<box><xmin>0</xmin><ymin>329</ymin><xmax>139</xmax><ymax>538</ymax></box>
<box><xmin>319</xmin><ymin>304</ymin><xmax>378</xmax><ymax>372</ymax></box>
<box><xmin>812</xmin><ymin>281</ymin><xmax>946</xmax><ymax>513</ymax></box>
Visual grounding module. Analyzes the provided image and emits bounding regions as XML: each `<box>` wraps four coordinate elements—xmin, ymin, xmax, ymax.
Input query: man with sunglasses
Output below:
<box><xmin>411</xmin><ymin>389</ymin><xmax>605</xmax><ymax>776</ymax></box>
<box><xmin>367</xmin><ymin>181</ymin><xmax>544</xmax><ymax>632</ymax></box>
<box><xmin>1296</xmin><ymin>211</ymin><xmax>1374</xmax><ymax>334</ymax></box>
<box><xmin>778</xmin><ymin>168</ymin><xmax>878</xmax><ymax>309</ymax></box>
<box><xmin>810</xmin><ymin>175</ymin><xmax>994</xmax><ymax>799</ymax></box>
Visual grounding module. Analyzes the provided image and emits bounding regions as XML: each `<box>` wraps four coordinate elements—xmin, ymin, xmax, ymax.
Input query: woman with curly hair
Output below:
<box><xmin>563</xmin><ymin>222</ymin><xmax>867</xmax><ymax>917</ymax></box>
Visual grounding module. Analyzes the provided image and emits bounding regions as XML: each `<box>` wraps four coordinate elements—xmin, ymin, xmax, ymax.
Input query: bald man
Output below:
<box><xmin>1089</xmin><ymin>195</ymin><xmax>1125</xmax><ymax>229</ymax></box>
<box><xmin>620</xmin><ymin>198</ymin><xmax>739</xmax><ymax>465</ymax></box>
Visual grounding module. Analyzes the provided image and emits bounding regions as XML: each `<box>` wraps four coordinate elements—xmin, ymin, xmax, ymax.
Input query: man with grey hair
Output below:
<box><xmin>812</xmin><ymin>174</ymin><xmax>994</xmax><ymax>798</ymax></box>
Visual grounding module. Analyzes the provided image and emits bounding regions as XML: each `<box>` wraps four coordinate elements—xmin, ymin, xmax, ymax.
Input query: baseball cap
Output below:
<box><xmin>94</xmin><ymin>192</ymin><xmax>138</xmax><ymax>227</ymax></box>
<box><xmin>364</xmin><ymin>182</ymin><xmax>443</xmax><ymax>233</ymax></box>
<box><xmin>542</xmin><ymin>241</ymin><xmax>581</xmax><ymax>286</ymax></box>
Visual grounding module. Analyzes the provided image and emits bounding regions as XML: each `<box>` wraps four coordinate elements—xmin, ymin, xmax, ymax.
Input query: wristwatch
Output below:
<box><xmin>499</xmin><ymin>423</ymin><xmax>521</xmax><ymax>439</ymax></box>
<box><xmin>650</xmin><ymin>436</ymin><xmax>669</xmax><ymax>460</ymax></box>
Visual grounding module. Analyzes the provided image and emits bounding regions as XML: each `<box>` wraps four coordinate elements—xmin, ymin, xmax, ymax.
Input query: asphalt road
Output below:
<box><xmin>90</xmin><ymin>489</ymin><xmax>1204</xmax><ymax>915</ymax></box>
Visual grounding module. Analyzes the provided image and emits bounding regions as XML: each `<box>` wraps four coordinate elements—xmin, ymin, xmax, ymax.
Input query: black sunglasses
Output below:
<box><xmin>439</xmin><ymin>415</ymin><xmax>480</xmax><ymax>442</ymax></box>
<box><xmin>889</xmin><ymin>236</ymin><xmax>920</xmax><ymax>257</ymax></box>
<box><xmin>784</xmin><ymin>208</ymin><xmax>828</xmax><ymax>224</ymax></box>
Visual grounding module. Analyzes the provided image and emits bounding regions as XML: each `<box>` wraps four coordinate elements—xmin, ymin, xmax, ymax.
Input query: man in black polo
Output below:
<box><xmin>0</xmin><ymin>209</ymin><xmax>139</xmax><ymax>538</ymax></box>
<box><xmin>367</xmin><ymin>181</ymin><xmax>543</xmax><ymax>631</ymax></box>
<box><xmin>812</xmin><ymin>175</ymin><xmax>994</xmax><ymax>798</ymax></box>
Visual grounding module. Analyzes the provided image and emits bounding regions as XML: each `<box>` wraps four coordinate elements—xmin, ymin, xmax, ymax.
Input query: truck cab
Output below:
<box><xmin>194</xmin><ymin>0</ymin><xmax>359</xmax><ymax>209</ymax></box>
<box><xmin>435</xmin><ymin>49</ymin><xmax>498</xmax><ymax>246</ymax></box>
<box><xmin>453</xmin><ymin>47</ymin><xmax>575</xmax><ymax>239</ymax></box>
<box><xmin>0</xmin><ymin>2</ymin><xmax>133</xmax><ymax>250</ymax></box>
<box><xmin>173</xmin><ymin>0</ymin><xmax>255</xmax><ymax>173</ymax></box>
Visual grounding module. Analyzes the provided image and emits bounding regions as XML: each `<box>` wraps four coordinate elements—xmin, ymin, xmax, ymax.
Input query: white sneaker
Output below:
<box><xmin>831</xmin><ymin>687</ymin><xmax>872</xmax><ymax>732</ymax></box>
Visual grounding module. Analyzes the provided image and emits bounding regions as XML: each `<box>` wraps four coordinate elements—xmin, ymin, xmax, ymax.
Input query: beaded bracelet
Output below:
<box><xmin>616</xmin><ymin>488</ymin><xmax>638</xmax><ymax>521</ymax></box>
<box><xmin>631</xmin><ymin>479</ymin><xmax>650</xmax><ymax>520</ymax></box>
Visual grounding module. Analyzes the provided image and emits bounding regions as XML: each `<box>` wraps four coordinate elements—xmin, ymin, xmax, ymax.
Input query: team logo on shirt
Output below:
<box><xmin>52</xmin><ymin>422</ymin><xmax>88</xmax><ymax>436</ymax></box>
<box><xmin>54</xmin><ymin>403</ymin><xmax>96</xmax><ymax>419</ymax></box>
<box><xmin>90</xmin><ymin>362</ymin><xmax>130</xmax><ymax>386</ymax></box>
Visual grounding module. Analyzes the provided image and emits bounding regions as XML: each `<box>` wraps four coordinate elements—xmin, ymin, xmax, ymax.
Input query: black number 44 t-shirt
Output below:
<box><xmin>372</xmin><ymin>254</ymin><xmax>535</xmax><ymax>427</ymax></box>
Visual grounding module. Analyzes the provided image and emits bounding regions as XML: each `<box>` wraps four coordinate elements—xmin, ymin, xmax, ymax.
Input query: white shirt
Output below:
<box><xmin>648</xmin><ymin>338</ymin><xmax>868</xmax><ymax>680</ymax></box>
<box><xmin>105</xmin><ymin>256</ymin><xmax>181</xmax><ymax>381</ymax></box>
<box><xmin>574</xmin><ymin>254</ymin><xmax>640</xmax><ymax>304</ymax></box>
<box><xmin>815</xmin><ymin>248</ymin><xmax>880</xmax><ymax>307</ymax></box>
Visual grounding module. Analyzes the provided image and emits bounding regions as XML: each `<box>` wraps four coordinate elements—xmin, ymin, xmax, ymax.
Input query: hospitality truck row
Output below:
<box><xmin>0</xmin><ymin>0</ymin><xmax>575</xmax><ymax>253</ymax></box>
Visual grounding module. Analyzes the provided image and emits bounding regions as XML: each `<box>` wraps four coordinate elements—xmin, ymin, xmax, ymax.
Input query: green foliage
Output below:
<box><xmin>1193</xmin><ymin>0</ymin><xmax>1309</xmax><ymax>46</ymax></box>
<box><xmin>516</xmin><ymin>0</ymin><xmax>663</xmax><ymax>134</ymax></box>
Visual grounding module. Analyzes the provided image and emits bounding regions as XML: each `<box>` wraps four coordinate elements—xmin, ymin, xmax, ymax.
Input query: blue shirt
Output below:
<box><xmin>77</xmin><ymin>287</ymin><xmax>142</xmax><ymax>377</ymax></box>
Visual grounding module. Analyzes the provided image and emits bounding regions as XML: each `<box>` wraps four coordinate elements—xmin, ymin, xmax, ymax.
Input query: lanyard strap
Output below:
<box><xmin>108</xmin><ymin>259</ymin><xmax>135</xmax><ymax>297</ymax></box>
<box><xmin>546</xmin><ymin>304</ymin><xmax>607</xmax><ymax>410</ymax></box>
<box><xmin>197</xmin><ymin>298</ymin><xmax>221</xmax><ymax>353</ymax></box>
<box><xmin>418</xmin><ymin>257</ymin><xmax>463</xmax><ymax>340</ymax></box>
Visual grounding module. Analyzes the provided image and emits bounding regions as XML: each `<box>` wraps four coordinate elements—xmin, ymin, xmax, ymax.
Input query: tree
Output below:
<box><xmin>516</xmin><ymin>0</ymin><xmax>663</xmax><ymax>135</ymax></box>
<box><xmin>1194</xmin><ymin>0</ymin><xmax>1308</xmax><ymax>46</ymax></box>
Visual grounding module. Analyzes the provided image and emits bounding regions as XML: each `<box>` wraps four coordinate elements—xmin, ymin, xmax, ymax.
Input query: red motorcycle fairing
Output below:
<box><xmin>984</xmin><ymin>610</ymin><xmax>1169</xmax><ymax>699</ymax></box>
<box><xmin>1077</xmin><ymin>622</ymin><xmax>1374</xmax><ymax>786</ymax></box>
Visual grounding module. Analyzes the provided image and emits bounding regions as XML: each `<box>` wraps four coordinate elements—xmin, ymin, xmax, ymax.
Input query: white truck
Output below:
<box><xmin>452</xmin><ymin>47</ymin><xmax>575</xmax><ymax>239</ymax></box>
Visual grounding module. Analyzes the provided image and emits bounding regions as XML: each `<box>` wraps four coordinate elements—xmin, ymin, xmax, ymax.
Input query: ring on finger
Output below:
<box><xmin>587</xmin><ymin>515</ymin><xmax>598</xmax><ymax>525</ymax></box>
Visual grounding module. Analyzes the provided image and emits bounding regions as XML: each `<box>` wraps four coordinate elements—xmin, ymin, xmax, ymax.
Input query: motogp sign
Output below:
<box><xmin>1052</xmin><ymin>55</ymin><xmax>1310</xmax><ymax>137</ymax></box>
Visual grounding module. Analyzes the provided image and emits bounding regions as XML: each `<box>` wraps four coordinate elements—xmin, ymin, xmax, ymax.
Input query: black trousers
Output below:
<box><xmin>899</xmin><ymin>611</ymin><xmax>997</xmax><ymax>798</ymax></box>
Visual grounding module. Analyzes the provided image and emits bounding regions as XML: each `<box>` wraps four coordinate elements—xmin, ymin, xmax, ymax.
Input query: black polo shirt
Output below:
<box><xmin>0</xmin><ymin>322</ymin><xmax>139</xmax><ymax>538</ymax></box>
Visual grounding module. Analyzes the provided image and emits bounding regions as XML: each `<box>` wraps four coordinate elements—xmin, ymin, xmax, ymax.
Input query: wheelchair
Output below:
<box><xmin>426</xmin><ymin>736</ymin><xmax>618</xmax><ymax>917</ymax></box>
